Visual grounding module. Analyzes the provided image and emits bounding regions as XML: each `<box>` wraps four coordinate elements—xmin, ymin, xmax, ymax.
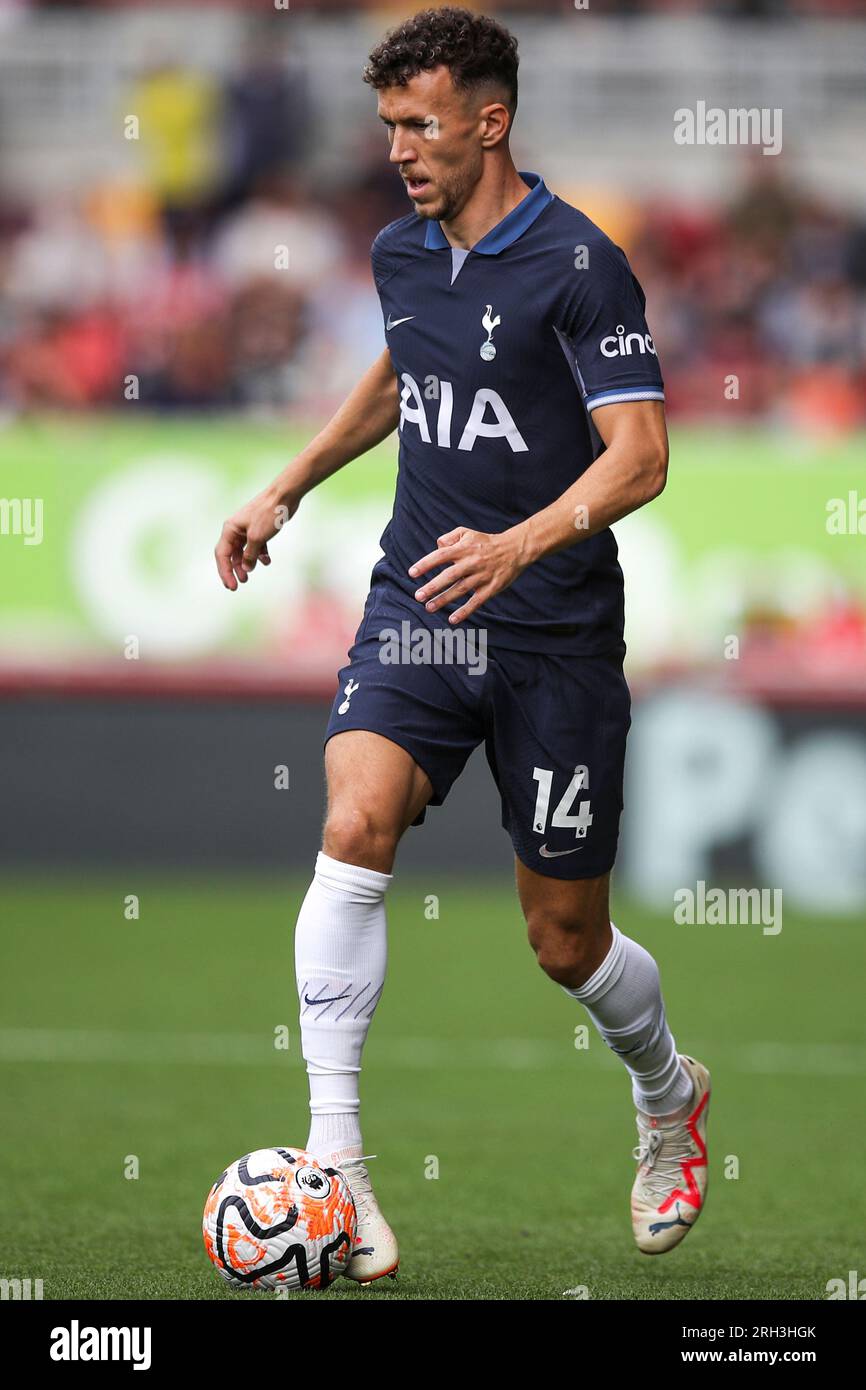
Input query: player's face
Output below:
<box><xmin>377</xmin><ymin>67</ymin><xmax>488</xmax><ymax>223</ymax></box>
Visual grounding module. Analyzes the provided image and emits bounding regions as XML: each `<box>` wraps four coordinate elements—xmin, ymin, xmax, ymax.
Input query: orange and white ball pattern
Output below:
<box><xmin>203</xmin><ymin>1147</ymin><xmax>357</xmax><ymax>1290</ymax></box>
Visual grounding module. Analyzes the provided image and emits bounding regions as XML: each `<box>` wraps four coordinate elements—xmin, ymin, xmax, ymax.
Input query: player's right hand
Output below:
<box><xmin>214</xmin><ymin>487</ymin><xmax>298</xmax><ymax>590</ymax></box>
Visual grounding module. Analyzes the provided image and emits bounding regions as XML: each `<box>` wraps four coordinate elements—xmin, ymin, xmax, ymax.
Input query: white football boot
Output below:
<box><xmin>328</xmin><ymin>1151</ymin><xmax>399</xmax><ymax>1284</ymax></box>
<box><xmin>630</xmin><ymin>1054</ymin><xmax>711</xmax><ymax>1255</ymax></box>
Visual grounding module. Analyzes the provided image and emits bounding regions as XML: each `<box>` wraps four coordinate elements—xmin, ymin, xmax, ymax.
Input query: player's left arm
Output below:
<box><xmin>409</xmin><ymin>398</ymin><xmax>668</xmax><ymax>625</ymax></box>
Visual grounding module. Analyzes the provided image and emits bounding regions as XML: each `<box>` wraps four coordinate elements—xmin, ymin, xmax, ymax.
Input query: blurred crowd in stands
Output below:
<box><xmin>1</xmin><ymin>42</ymin><xmax>864</xmax><ymax>426</ymax></box>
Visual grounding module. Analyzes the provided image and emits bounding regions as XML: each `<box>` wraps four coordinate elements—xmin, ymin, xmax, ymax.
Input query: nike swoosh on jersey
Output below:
<box><xmin>538</xmin><ymin>844</ymin><xmax>584</xmax><ymax>858</ymax></box>
<box><xmin>386</xmin><ymin>314</ymin><xmax>415</xmax><ymax>331</ymax></box>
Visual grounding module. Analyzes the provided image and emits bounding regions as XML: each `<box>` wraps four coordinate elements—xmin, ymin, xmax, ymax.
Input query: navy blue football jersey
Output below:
<box><xmin>369</xmin><ymin>171</ymin><xmax>664</xmax><ymax>654</ymax></box>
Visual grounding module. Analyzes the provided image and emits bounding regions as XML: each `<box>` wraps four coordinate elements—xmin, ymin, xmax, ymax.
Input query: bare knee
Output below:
<box><xmin>526</xmin><ymin>907</ymin><xmax>611</xmax><ymax>989</ymax></box>
<box><xmin>322</xmin><ymin>804</ymin><xmax>399</xmax><ymax>873</ymax></box>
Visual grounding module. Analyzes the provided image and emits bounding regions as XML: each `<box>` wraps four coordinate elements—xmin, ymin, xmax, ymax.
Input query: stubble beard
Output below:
<box><xmin>410</xmin><ymin>159</ymin><xmax>481</xmax><ymax>224</ymax></box>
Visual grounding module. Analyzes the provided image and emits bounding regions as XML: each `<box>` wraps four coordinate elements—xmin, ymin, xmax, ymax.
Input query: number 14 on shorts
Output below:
<box><xmin>532</xmin><ymin>766</ymin><xmax>593</xmax><ymax>838</ymax></box>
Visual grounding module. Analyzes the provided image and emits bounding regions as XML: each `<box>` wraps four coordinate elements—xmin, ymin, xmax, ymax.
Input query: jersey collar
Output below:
<box><xmin>424</xmin><ymin>171</ymin><xmax>553</xmax><ymax>254</ymax></box>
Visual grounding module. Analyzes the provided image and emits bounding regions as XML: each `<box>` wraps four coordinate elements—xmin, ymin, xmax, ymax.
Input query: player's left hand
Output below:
<box><xmin>408</xmin><ymin>526</ymin><xmax>528</xmax><ymax>625</ymax></box>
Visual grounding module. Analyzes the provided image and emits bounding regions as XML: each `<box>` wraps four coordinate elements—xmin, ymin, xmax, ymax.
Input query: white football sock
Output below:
<box><xmin>294</xmin><ymin>850</ymin><xmax>391</xmax><ymax>1158</ymax></box>
<box><xmin>307</xmin><ymin>1112</ymin><xmax>362</xmax><ymax>1160</ymax></box>
<box><xmin>561</xmin><ymin>923</ymin><xmax>694</xmax><ymax>1116</ymax></box>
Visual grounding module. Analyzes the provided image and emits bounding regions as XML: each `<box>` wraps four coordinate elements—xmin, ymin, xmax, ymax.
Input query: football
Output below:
<box><xmin>203</xmin><ymin>1147</ymin><xmax>357</xmax><ymax>1291</ymax></box>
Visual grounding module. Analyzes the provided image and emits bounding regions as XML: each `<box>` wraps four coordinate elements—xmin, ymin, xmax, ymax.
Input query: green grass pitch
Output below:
<box><xmin>1</xmin><ymin>875</ymin><xmax>863</xmax><ymax>1301</ymax></box>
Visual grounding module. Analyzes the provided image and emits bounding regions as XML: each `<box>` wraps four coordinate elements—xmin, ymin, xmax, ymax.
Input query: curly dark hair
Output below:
<box><xmin>363</xmin><ymin>7</ymin><xmax>519</xmax><ymax>114</ymax></box>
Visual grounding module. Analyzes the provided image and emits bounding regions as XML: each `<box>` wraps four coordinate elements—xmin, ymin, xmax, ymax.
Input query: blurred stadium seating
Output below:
<box><xmin>1</xmin><ymin>5</ymin><xmax>865</xmax><ymax>419</ymax></box>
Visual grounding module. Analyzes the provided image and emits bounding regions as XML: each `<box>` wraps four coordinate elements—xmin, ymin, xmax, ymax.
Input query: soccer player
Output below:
<box><xmin>215</xmin><ymin>7</ymin><xmax>710</xmax><ymax>1281</ymax></box>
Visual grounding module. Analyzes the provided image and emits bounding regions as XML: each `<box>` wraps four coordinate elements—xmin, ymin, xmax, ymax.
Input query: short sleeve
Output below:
<box><xmin>370</xmin><ymin>218</ymin><xmax>410</xmax><ymax>294</ymax></box>
<box><xmin>555</xmin><ymin>240</ymin><xmax>664</xmax><ymax>414</ymax></box>
<box><xmin>370</xmin><ymin>231</ymin><xmax>394</xmax><ymax>294</ymax></box>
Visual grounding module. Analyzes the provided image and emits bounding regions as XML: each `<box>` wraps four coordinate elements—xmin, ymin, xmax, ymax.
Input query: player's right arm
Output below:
<box><xmin>215</xmin><ymin>346</ymin><xmax>399</xmax><ymax>590</ymax></box>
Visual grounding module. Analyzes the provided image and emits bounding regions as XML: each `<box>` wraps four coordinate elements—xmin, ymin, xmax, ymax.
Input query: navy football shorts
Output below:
<box><xmin>323</xmin><ymin>583</ymin><xmax>631</xmax><ymax>881</ymax></box>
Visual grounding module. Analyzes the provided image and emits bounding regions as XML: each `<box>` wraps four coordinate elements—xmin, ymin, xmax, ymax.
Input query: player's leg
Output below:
<box><xmin>322</xmin><ymin>727</ymin><xmax>433</xmax><ymax>872</ymax></box>
<box><xmin>300</xmin><ymin>729</ymin><xmax>431</xmax><ymax>1150</ymax></box>
<box><xmin>488</xmin><ymin>644</ymin><xmax>709</xmax><ymax>1254</ymax></box>
<box><xmin>516</xmin><ymin>862</ymin><xmax>613</xmax><ymax>986</ymax></box>
<box><xmin>516</xmin><ymin>859</ymin><xmax>693</xmax><ymax>1114</ymax></box>
<box><xmin>295</xmin><ymin>594</ymin><xmax>484</xmax><ymax>1281</ymax></box>
<box><xmin>295</xmin><ymin>729</ymin><xmax>432</xmax><ymax>1283</ymax></box>
<box><xmin>516</xmin><ymin>859</ymin><xmax>710</xmax><ymax>1254</ymax></box>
